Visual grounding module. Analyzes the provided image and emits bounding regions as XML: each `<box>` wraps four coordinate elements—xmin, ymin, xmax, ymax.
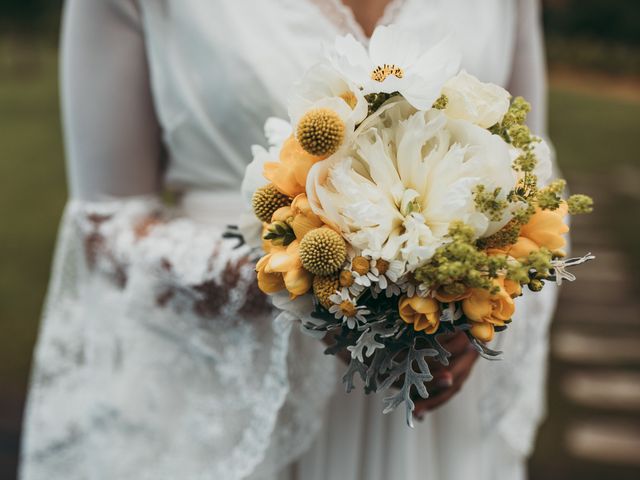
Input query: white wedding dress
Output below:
<box><xmin>21</xmin><ymin>1</ymin><xmax>558</xmax><ymax>479</ymax></box>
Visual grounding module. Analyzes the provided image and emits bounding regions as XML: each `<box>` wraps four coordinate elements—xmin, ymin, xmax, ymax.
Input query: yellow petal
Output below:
<box><xmin>271</xmin><ymin>206</ymin><xmax>294</xmax><ymax>223</ymax></box>
<box><xmin>398</xmin><ymin>296</ymin><xmax>440</xmax><ymax>333</ymax></box>
<box><xmin>257</xmin><ymin>268</ymin><xmax>285</xmax><ymax>294</ymax></box>
<box><xmin>470</xmin><ymin>321</ymin><xmax>494</xmax><ymax>342</ymax></box>
<box><xmin>507</xmin><ymin>236</ymin><xmax>540</xmax><ymax>259</ymax></box>
<box><xmin>520</xmin><ymin>204</ymin><xmax>569</xmax><ymax>252</ymax></box>
<box><xmin>284</xmin><ymin>268</ymin><xmax>313</xmax><ymax>297</ymax></box>
<box><xmin>462</xmin><ymin>289</ymin><xmax>493</xmax><ymax>322</ymax></box>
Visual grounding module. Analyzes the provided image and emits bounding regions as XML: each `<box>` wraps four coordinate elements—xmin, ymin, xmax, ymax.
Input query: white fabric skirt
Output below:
<box><xmin>265</xmin><ymin>358</ymin><xmax>526</xmax><ymax>480</ymax></box>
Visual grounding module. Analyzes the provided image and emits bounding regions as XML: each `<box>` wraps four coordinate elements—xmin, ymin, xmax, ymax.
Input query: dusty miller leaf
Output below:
<box><xmin>342</xmin><ymin>357</ymin><xmax>368</xmax><ymax>393</ymax></box>
<box><xmin>379</xmin><ymin>342</ymin><xmax>439</xmax><ymax>427</ymax></box>
<box><xmin>347</xmin><ymin>321</ymin><xmax>400</xmax><ymax>362</ymax></box>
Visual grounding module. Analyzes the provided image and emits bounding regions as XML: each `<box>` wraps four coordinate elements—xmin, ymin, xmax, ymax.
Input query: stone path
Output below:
<box><xmin>529</xmin><ymin>173</ymin><xmax>640</xmax><ymax>479</ymax></box>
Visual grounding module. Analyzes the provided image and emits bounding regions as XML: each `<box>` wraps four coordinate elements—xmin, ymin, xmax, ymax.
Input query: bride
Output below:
<box><xmin>21</xmin><ymin>0</ymin><xmax>558</xmax><ymax>479</ymax></box>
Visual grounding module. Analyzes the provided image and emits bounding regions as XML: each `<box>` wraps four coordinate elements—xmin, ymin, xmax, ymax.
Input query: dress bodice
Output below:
<box><xmin>137</xmin><ymin>0</ymin><xmax>519</xmax><ymax>193</ymax></box>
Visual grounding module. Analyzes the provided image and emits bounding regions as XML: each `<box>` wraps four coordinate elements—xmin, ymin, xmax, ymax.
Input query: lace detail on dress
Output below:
<box><xmin>21</xmin><ymin>197</ymin><xmax>336</xmax><ymax>480</ymax></box>
<box><xmin>308</xmin><ymin>0</ymin><xmax>409</xmax><ymax>42</ymax></box>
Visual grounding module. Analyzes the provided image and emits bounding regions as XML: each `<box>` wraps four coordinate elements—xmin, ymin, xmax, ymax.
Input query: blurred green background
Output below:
<box><xmin>1</xmin><ymin>1</ymin><xmax>639</xmax><ymax>479</ymax></box>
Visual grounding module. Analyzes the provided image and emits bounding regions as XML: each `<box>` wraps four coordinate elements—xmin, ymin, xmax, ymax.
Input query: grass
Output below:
<box><xmin>549</xmin><ymin>88</ymin><xmax>640</xmax><ymax>172</ymax></box>
<box><xmin>0</xmin><ymin>42</ymin><xmax>65</xmax><ymax>389</ymax></box>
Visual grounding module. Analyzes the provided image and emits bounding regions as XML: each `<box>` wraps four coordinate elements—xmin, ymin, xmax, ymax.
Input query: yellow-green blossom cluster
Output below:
<box><xmin>414</xmin><ymin>222</ymin><xmax>508</xmax><ymax>295</ymax></box>
<box><xmin>414</xmin><ymin>223</ymin><xmax>560</xmax><ymax>296</ymax></box>
<box><xmin>473</xmin><ymin>185</ymin><xmax>508</xmax><ymax>222</ymax></box>
<box><xmin>536</xmin><ymin>179</ymin><xmax>566</xmax><ymax>210</ymax></box>
<box><xmin>567</xmin><ymin>194</ymin><xmax>594</xmax><ymax>214</ymax></box>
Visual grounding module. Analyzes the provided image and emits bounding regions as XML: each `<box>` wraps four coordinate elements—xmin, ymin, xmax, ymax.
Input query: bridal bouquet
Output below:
<box><xmin>236</xmin><ymin>25</ymin><xmax>594</xmax><ymax>425</ymax></box>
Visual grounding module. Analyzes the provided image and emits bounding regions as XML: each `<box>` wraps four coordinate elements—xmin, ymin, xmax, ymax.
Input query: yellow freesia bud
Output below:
<box><xmin>470</xmin><ymin>321</ymin><xmax>495</xmax><ymax>343</ymax></box>
<box><xmin>256</xmin><ymin>249</ymin><xmax>286</xmax><ymax>294</ymax></box>
<box><xmin>398</xmin><ymin>296</ymin><xmax>441</xmax><ymax>334</ymax></box>
<box><xmin>508</xmin><ymin>203</ymin><xmax>569</xmax><ymax>259</ymax></box>
<box><xmin>290</xmin><ymin>194</ymin><xmax>324</xmax><ymax>239</ymax></box>
<box><xmin>271</xmin><ymin>205</ymin><xmax>294</xmax><ymax>223</ymax></box>
<box><xmin>263</xmin><ymin>136</ymin><xmax>323</xmax><ymax>198</ymax></box>
<box><xmin>283</xmin><ymin>268</ymin><xmax>313</xmax><ymax>297</ymax></box>
<box><xmin>255</xmin><ymin>241</ymin><xmax>312</xmax><ymax>297</ymax></box>
<box><xmin>462</xmin><ymin>278</ymin><xmax>515</xmax><ymax>343</ymax></box>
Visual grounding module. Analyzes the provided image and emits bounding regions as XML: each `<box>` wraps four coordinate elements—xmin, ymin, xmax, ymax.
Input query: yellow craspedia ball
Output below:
<box><xmin>296</xmin><ymin>108</ymin><xmax>345</xmax><ymax>157</ymax></box>
<box><xmin>313</xmin><ymin>275</ymin><xmax>340</xmax><ymax>309</ymax></box>
<box><xmin>299</xmin><ymin>227</ymin><xmax>347</xmax><ymax>276</ymax></box>
<box><xmin>251</xmin><ymin>183</ymin><xmax>292</xmax><ymax>223</ymax></box>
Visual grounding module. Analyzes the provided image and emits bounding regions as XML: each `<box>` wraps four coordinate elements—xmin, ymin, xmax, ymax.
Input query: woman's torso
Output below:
<box><xmin>135</xmin><ymin>0</ymin><xmax>519</xmax><ymax>193</ymax></box>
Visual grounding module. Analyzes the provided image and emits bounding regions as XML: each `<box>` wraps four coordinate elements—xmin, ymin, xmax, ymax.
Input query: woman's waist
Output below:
<box><xmin>179</xmin><ymin>189</ymin><xmax>248</xmax><ymax>225</ymax></box>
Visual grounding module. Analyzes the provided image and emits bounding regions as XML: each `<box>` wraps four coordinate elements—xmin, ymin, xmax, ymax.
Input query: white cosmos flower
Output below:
<box><xmin>325</xmin><ymin>24</ymin><xmax>461</xmax><ymax>110</ymax></box>
<box><xmin>442</xmin><ymin>70</ymin><xmax>511</xmax><ymax>128</ymax></box>
<box><xmin>289</xmin><ymin>62</ymin><xmax>368</xmax><ymax>141</ymax></box>
<box><xmin>306</xmin><ymin>98</ymin><xmax>517</xmax><ymax>271</ymax></box>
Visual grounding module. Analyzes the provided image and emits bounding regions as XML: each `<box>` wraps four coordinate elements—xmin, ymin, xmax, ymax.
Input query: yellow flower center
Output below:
<box><xmin>339</xmin><ymin>300</ymin><xmax>358</xmax><ymax>317</ymax></box>
<box><xmin>299</xmin><ymin>227</ymin><xmax>347</xmax><ymax>276</ymax></box>
<box><xmin>351</xmin><ymin>256</ymin><xmax>370</xmax><ymax>276</ymax></box>
<box><xmin>313</xmin><ymin>275</ymin><xmax>340</xmax><ymax>309</ymax></box>
<box><xmin>339</xmin><ymin>91</ymin><xmax>358</xmax><ymax>109</ymax></box>
<box><xmin>296</xmin><ymin>108</ymin><xmax>345</xmax><ymax>157</ymax></box>
<box><xmin>376</xmin><ymin>259</ymin><xmax>390</xmax><ymax>275</ymax></box>
<box><xmin>251</xmin><ymin>183</ymin><xmax>292</xmax><ymax>223</ymax></box>
<box><xmin>370</xmin><ymin>64</ymin><xmax>404</xmax><ymax>82</ymax></box>
<box><xmin>339</xmin><ymin>270</ymin><xmax>354</xmax><ymax>287</ymax></box>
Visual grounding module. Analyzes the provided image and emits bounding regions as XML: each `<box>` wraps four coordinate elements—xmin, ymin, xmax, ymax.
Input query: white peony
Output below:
<box><xmin>288</xmin><ymin>62</ymin><xmax>368</xmax><ymax>142</ymax></box>
<box><xmin>325</xmin><ymin>24</ymin><xmax>461</xmax><ymax>110</ymax></box>
<box><xmin>306</xmin><ymin>98</ymin><xmax>517</xmax><ymax>270</ymax></box>
<box><xmin>442</xmin><ymin>70</ymin><xmax>511</xmax><ymax>128</ymax></box>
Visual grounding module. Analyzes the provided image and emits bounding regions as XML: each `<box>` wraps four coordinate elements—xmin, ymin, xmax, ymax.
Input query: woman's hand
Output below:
<box><xmin>325</xmin><ymin>329</ymin><xmax>479</xmax><ymax>419</ymax></box>
<box><xmin>413</xmin><ymin>331</ymin><xmax>479</xmax><ymax>419</ymax></box>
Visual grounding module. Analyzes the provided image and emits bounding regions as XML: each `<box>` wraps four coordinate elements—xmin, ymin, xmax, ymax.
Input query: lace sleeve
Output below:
<box><xmin>21</xmin><ymin>1</ymin><xmax>336</xmax><ymax>478</ymax></box>
<box><xmin>22</xmin><ymin>196</ymin><xmax>336</xmax><ymax>480</ymax></box>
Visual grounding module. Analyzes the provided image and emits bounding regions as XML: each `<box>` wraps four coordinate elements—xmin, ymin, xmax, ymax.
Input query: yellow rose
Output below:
<box><xmin>255</xmin><ymin>241</ymin><xmax>313</xmax><ymax>298</ymax></box>
<box><xmin>508</xmin><ymin>203</ymin><xmax>570</xmax><ymax>259</ymax></box>
<box><xmin>289</xmin><ymin>194</ymin><xmax>324</xmax><ymax>239</ymax></box>
<box><xmin>263</xmin><ymin>136</ymin><xmax>324</xmax><ymax>198</ymax></box>
<box><xmin>398</xmin><ymin>296</ymin><xmax>441</xmax><ymax>334</ymax></box>
<box><xmin>462</xmin><ymin>278</ymin><xmax>515</xmax><ymax>342</ymax></box>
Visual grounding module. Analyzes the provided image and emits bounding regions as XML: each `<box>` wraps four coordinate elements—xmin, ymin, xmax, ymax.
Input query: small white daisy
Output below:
<box><xmin>370</xmin><ymin>258</ymin><xmax>406</xmax><ymax>298</ymax></box>
<box><xmin>399</xmin><ymin>274</ymin><xmax>431</xmax><ymax>298</ymax></box>
<box><xmin>348</xmin><ymin>255</ymin><xmax>378</xmax><ymax>287</ymax></box>
<box><xmin>338</xmin><ymin>268</ymin><xmax>366</xmax><ymax>297</ymax></box>
<box><xmin>328</xmin><ymin>288</ymin><xmax>371</xmax><ymax>329</ymax></box>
